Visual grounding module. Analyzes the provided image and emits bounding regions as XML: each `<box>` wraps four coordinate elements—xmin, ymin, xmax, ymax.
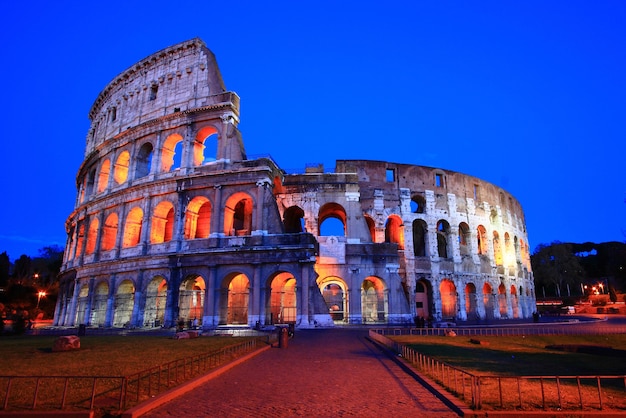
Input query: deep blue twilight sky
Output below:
<box><xmin>1</xmin><ymin>1</ymin><xmax>625</xmax><ymax>261</ymax></box>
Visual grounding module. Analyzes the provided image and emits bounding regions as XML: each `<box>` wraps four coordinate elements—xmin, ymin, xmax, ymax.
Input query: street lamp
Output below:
<box><xmin>36</xmin><ymin>291</ymin><xmax>46</xmax><ymax>309</ymax></box>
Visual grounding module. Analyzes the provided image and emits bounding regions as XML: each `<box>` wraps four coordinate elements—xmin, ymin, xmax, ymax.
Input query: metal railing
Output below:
<box><xmin>369</xmin><ymin>329</ymin><xmax>626</xmax><ymax>412</ymax></box>
<box><xmin>1</xmin><ymin>338</ymin><xmax>265</xmax><ymax>415</ymax></box>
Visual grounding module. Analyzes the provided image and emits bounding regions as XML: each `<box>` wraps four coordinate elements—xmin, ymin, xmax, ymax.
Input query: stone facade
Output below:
<box><xmin>54</xmin><ymin>38</ymin><xmax>536</xmax><ymax>330</ymax></box>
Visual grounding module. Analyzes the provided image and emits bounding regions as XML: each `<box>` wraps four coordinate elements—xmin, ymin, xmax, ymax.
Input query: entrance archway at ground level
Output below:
<box><xmin>267</xmin><ymin>272</ymin><xmax>297</xmax><ymax>324</ymax></box>
<box><xmin>483</xmin><ymin>283</ymin><xmax>495</xmax><ymax>320</ymax></box>
<box><xmin>113</xmin><ymin>280</ymin><xmax>135</xmax><ymax>327</ymax></box>
<box><xmin>465</xmin><ymin>283</ymin><xmax>478</xmax><ymax>320</ymax></box>
<box><xmin>498</xmin><ymin>283</ymin><xmax>508</xmax><ymax>318</ymax></box>
<box><xmin>144</xmin><ymin>276</ymin><xmax>167</xmax><ymax>327</ymax></box>
<box><xmin>219</xmin><ymin>273</ymin><xmax>250</xmax><ymax>325</ymax></box>
<box><xmin>90</xmin><ymin>281</ymin><xmax>108</xmax><ymax>326</ymax></box>
<box><xmin>179</xmin><ymin>275</ymin><xmax>205</xmax><ymax>326</ymax></box>
<box><xmin>361</xmin><ymin>277</ymin><xmax>387</xmax><ymax>323</ymax></box>
<box><xmin>75</xmin><ymin>284</ymin><xmax>89</xmax><ymax>325</ymax></box>
<box><xmin>414</xmin><ymin>279</ymin><xmax>431</xmax><ymax>320</ymax></box>
<box><xmin>440</xmin><ymin>279</ymin><xmax>457</xmax><ymax>319</ymax></box>
<box><xmin>318</xmin><ymin>277</ymin><xmax>348</xmax><ymax>323</ymax></box>
<box><xmin>510</xmin><ymin>285</ymin><xmax>519</xmax><ymax>318</ymax></box>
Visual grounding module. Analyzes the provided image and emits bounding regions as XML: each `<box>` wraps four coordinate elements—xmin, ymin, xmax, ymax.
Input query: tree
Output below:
<box><xmin>12</xmin><ymin>255</ymin><xmax>33</xmax><ymax>285</ymax></box>
<box><xmin>531</xmin><ymin>242</ymin><xmax>585</xmax><ymax>297</ymax></box>
<box><xmin>0</xmin><ymin>252</ymin><xmax>9</xmax><ymax>287</ymax></box>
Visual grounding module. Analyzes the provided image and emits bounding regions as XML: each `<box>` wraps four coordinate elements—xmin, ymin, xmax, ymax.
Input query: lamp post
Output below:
<box><xmin>36</xmin><ymin>291</ymin><xmax>46</xmax><ymax>309</ymax></box>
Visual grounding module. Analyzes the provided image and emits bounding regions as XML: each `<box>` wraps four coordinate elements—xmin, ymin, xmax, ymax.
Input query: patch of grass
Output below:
<box><xmin>0</xmin><ymin>335</ymin><xmax>254</xmax><ymax>376</ymax></box>
<box><xmin>391</xmin><ymin>334</ymin><xmax>626</xmax><ymax>376</ymax></box>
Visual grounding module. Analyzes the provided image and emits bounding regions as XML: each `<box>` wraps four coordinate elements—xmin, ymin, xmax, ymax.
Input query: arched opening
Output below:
<box><xmin>122</xmin><ymin>207</ymin><xmax>143</xmax><ymax>248</ymax></box>
<box><xmin>318</xmin><ymin>203</ymin><xmax>347</xmax><ymax>236</ymax></box>
<box><xmin>440</xmin><ymin>279</ymin><xmax>457</xmax><ymax>319</ymax></box>
<box><xmin>144</xmin><ymin>277</ymin><xmax>167</xmax><ymax>327</ymax></box>
<box><xmin>85</xmin><ymin>169</ymin><xmax>96</xmax><ymax>199</ymax></box>
<box><xmin>85</xmin><ymin>218</ymin><xmax>99</xmax><ymax>255</ymax></box>
<box><xmin>384</xmin><ymin>215</ymin><xmax>404</xmax><ymax>249</ymax></box>
<box><xmin>458</xmin><ymin>222</ymin><xmax>471</xmax><ymax>256</ymax></box>
<box><xmin>482</xmin><ymin>283</ymin><xmax>495</xmax><ymax>320</ymax></box>
<box><xmin>498</xmin><ymin>283</ymin><xmax>507</xmax><ymax>317</ymax></box>
<box><xmin>135</xmin><ymin>142</ymin><xmax>153</xmax><ymax>179</ymax></box>
<box><xmin>283</xmin><ymin>206</ymin><xmax>305</xmax><ymax>233</ymax></box>
<box><xmin>101</xmin><ymin>213</ymin><xmax>118</xmax><ymax>251</ymax></box>
<box><xmin>150</xmin><ymin>201</ymin><xmax>175</xmax><ymax>244</ymax></box>
<box><xmin>465</xmin><ymin>283</ymin><xmax>477</xmax><ymax>320</ymax></box>
<box><xmin>220</xmin><ymin>274</ymin><xmax>250</xmax><ymax>325</ymax></box>
<box><xmin>411</xmin><ymin>194</ymin><xmax>426</xmax><ymax>213</ymax></box>
<box><xmin>361</xmin><ymin>277</ymin><xmax>387</xmax><ymax>323</ymax></box>
<box><xmin>414</xmin><ymin>279</ymin><xmax>431</xmax><ymax>319</ymax></box>
<box><xmin>74</xmin><ymin>223</ymin><xmax>85</xmax><ymax>260</ymax></box>
<box><xmin>504</xmin><ymin>232</ymin><xmax>513</xmax><ymax>266</ymax></box>
<box><xmin>113</xmin><ymin>150</ymin><xmax>130</xmax><ymax>185</ymax></box>
<box><xmin>510</xmin><ymin>285</ymin><xmax>519</xmax><ymax>318</ymax></box>
<box><xmin>364</xmin><ymin>215</ymin><xmax>376</xmax><ymax>242</ymax></box>
<box><xmin>75</xmin><ymin>284</ymin><xmax>90</xmax><ymax>325</ymax></box>
<box><xmin>319</xmin><ymin>277</ymin><xmax>347</xmax><ymax>323</ymax></box>
<box><xmin>179</xmin><ymin>276</ymin><xmax>205</xmax><ymax>326</ymax></box>
<box><xmin>224</xmin><ymin>192</ymin><xmax>253</xmax><ymax>236</ymax></box>
<box><xmin>477</xmin><ymin>225</ymin><xmax>488</xmax><ymax>255</ymax></box>
<box><xmin>90</xmin><ymin>282</ymin><xmax>109</xmax><ymax>326</ymax></box>
<box><xmin>436</xmin><ymin>220</ymin><xmax>450</xmax><ymax>258</ymax></box>
<box><xmin>161</xmin><ymin>134</ymin><xmax>184</xmax><ymax>172</ymax></box>
<box><xmin>412</xmin><ymin>219</ymin><xmax>427</xmax><ymax>257</ymax></box>
<box><xmin>113</xmin><ymin>280</ymin><xmax>135</xmax><ymax>327</ymax></box>
<box><xmin>97</xmin><ymin>159</ymin><xmax>110</xmax><ymax>193</ymax></box>
<box><xmin>268</xmin><ymin>272</ymin><xmax>297</xmax><ymax>324</ymax></box>
<box><xmin>194</xmin><ymin>126</ymin><xmax>218</xmax><ymax>165</ymax></box>
<box><xmin>493</xmin><ymin>231</ymin><xmax>503</xmax><ymax>266</ymax></box>
<box><xmin>184</xmin><ymin>196</ymin><xmax>212</xmax><ymax>239</ymax></box>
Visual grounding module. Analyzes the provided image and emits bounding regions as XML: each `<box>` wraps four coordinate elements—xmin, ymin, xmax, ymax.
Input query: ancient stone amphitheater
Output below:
<box><xmin>54</xmin><ymin>38</ymin><xmax>536</xmax><ymax>330</ymax></box>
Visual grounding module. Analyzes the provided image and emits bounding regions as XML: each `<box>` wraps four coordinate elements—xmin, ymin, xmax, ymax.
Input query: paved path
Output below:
<box><xmin>141</xmin><ymin>329</ymin><xmax>460</xmax><ymax>417</ymax></box>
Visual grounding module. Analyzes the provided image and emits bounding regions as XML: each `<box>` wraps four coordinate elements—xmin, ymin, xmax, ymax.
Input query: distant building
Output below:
<box><xmin>54</xmin><ymin>38</ymin><xmax>536</xmax><ymax>330</ymax></box>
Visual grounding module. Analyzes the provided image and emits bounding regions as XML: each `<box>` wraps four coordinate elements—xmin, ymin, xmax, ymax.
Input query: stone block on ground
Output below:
<box><xmin>52</xmin><ymin>335</ymin><xmax>81</xmax><ymax>352</ymax></box>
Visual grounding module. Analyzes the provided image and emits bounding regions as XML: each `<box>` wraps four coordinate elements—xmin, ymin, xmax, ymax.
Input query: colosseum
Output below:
<box><xmin>53</xmin><ymin>38</ymin><xmax>536</xmax><ymax>331</ymax></box>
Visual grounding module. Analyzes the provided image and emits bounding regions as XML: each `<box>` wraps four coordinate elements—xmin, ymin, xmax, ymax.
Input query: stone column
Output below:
<box><xmin>104</xmin><ymin>274</ymin><xmax>116</xmax><ymax>327</ymax></box>
<box><xmin>212</xmin><ymin>185</ymin><xmax>223</xmax><ymax>235</ymax></box>
<box><xmin>204</xmin><ymin>266</ymin><xmax>217</xmax><ymax>328</ymax></box>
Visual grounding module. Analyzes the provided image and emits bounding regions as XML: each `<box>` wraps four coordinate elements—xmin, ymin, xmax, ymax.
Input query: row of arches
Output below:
<box><xmin>415</xmin><ymin>279</ymin><xmax>534</xmax><ymax>321</ymax></box>
<box><xmin>79</xmin><ymin>127</ymin><xmax>219</xmax><ymax>204</ymax></box>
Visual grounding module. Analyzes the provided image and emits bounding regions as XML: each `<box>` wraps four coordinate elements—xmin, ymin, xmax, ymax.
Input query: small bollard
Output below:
<box><xmin>279</xmin><ymin>326</ymin><xmax>289</xmax><ymax>348</ymax></box>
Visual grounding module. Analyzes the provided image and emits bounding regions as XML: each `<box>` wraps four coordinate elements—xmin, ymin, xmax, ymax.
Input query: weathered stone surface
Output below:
<box><xmin>52</xmin><ymin>335</ymin><xmax>80</xmax><ymax>352</ymax></box>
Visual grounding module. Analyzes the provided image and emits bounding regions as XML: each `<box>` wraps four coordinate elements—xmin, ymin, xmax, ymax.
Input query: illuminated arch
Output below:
<box><xmin>75</xmin><ymin>284</ymin><xmax>90</xmax><ymax>325</ymax></box>
<box><xmin>414</xmin><ymin>279</ymin><xmax>431</xmax><ymax>319</ymax></box>
<box><xmin>493</xmin><ymin>231</ymin><xmax>503</xmax><ymax>266</ymax></box>
<box><xmin>224</xmin><ymin>192</ymin><xmax>253</xmax><ymax>236</ymax></box>
<box><xmin>510</xmin><ymin>284</ymin><xmax>519</xmax><ymax>318</ymax></box>
<box><xmin>477</xmin><ymin>225</ymin><xmax>488</xmax><ymax>255</ymax></box>
<box><xmin>364</xmin><ymin>215</ymin><xmax>375</xmax><ymax>242</ymax></box>
<box><xmin>219</xmin><ymin>273</ymin><xmax>250</xmax><ymax>325</ymax></box>
<box><xmin>482</xmin><ymin>282</ymin><xmax>495</xmax><ymax>320</ymax></box>
<box><xmin>318</xmin><ymin>276</ymin><xmax>348</xmax><ymax>323</ymax></box>
<box><xmin>465</xmin><ymin>283</ymin><xmax>477</xmax><ymax>320</ymax></box>
<box><xmin>384</xmin><ymin>215</ymin><xmax>404</xmax><ymax>250</ymax></box>
<box><xmin>122</xmin><ymin>207</ymin><xmax>143</xmax><ymax>248</ymax></box>
<box><xmin>458</xmin><ymin>222</ymin><xmax>471</xmax><ymax>256</ymax></box>
<box><xmin>144</xmin><ymin>276</ymin><xmax>167</xmax><ymax>327</ymax></box>
<box><xmin>113</xmin><ymin>280</ymin><xmax>135</xmax><ymax>327</ymax></box>
<box><xmin>150</xmin><ymin>201</ymin><xmax>175</xmax><ymax>244</ymax></box>
<box><xmin>101</xmin><ymin>213</ymin><xmax>118</xmax><ymax>251</ymax></box>
<box><xmin>318</xmin><ymin>203</ymin><xmax>346</xmax><ymax>236</ymax></box>
<box><xmin>498</xmin><ymin>283</ymin><xmax>507</xmax><ymax>317</ymax></box>
<box><xmin>85</xmin><ymin>217</ymin><xmax>99</xmax><ymax>255</ymax></box>
<box><xmin>74</xmin><ymin>223</ymin><xmax>85</xmax><ymax>260</ymax></box>
<box><xmin>440</xmin><ymin>279</ymin><xmax>457</xmax><ymax>319</ymax></box>
<box><xmin>194</xmin><ymin>126</ymin><xmax>218</xmax><ymax>166</ymax></box>
<box><xmin>268</xmin><ymin>272</ymin><xmax>297</xmax><ymax>324</ymax></box>
<box><xmin>162</xmin><ymin>133</ymin><xmax>184</xmax><ymax>172</ymax></box>
<box><xmin>90</xmin><ymin>281</ymin><xmax>109</xmax><ymax>326</ymax></box>
<box><xmin>362</xmin><ymin>277</ymin><xmax>387</xmax><ymax>323</ymax></box>
<box><xmin>113</xmin><ymin>150</ymin><xmax>130</xmax><ymax>184</ymax></box>
<box><xmin>97</xmin><ymin>159</ymin><xmax>110</xmax><ymax>193</ymax></box>
<box><xmin>184</xmin><ymin>196</ymin><xmax>212</xmax><ymax>239</ymax></box>
<box><xmin>179</xmin><ymin>275</ymin><xmax>205</xmax><ymax>326</ymax></box>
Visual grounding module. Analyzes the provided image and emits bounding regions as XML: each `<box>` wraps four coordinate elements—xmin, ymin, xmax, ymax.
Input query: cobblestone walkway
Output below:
<box><xmin>141</xmin><ymin>328</ymin><xmax>460</xmax><ymax>417</ymax></box>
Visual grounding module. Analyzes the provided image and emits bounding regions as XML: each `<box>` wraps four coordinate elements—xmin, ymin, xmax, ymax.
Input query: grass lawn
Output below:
<box><xmin>0</xmin><ymin>334</ymin><xmax>255</xmax><ymax>376</ymax></box>
<box><xmin>390</xmin><ymin>334</ymin><xmax>626</xmax><ymax>376</ymax></box>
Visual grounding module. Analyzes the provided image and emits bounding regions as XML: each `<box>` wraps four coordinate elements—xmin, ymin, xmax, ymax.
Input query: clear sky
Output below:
<box><xmin>1</xmin><ymin>1</ymin><xmax>625</xmax><ymax>261</ymax></box>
